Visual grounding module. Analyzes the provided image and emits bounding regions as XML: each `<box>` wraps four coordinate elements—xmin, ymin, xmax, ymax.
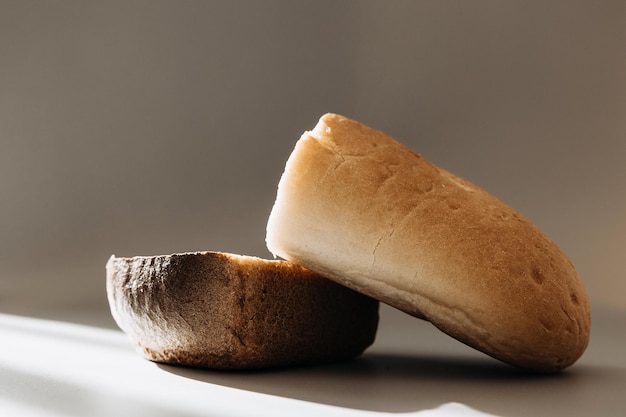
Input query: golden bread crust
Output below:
<box><xmin>266</xmin><ymin>113</ymin><xmax>590</xmax><ymax>372</ymax></box>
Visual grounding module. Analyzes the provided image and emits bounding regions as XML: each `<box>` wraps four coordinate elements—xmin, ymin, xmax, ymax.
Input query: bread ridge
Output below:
<box><xmin>106</xmin><ymin>250</ymin><xmax>379</xmax><ymax>369</ymax></box>
<box><xmin>266</xmin><ymin>113</ymin><xmax>591</xmax><ymax>372</ymax></box>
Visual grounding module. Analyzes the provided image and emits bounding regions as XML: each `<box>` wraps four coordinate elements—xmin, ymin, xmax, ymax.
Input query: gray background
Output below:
<box><xmin>1</xmin><ymin>1</ymin><xmax>625</xmax><ymax>326</ymax></box>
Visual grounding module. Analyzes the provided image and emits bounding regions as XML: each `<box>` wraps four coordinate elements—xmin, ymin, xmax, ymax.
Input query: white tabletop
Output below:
<box><xmin>1</xmin><ymin>303</ymin><xmax>624</xmax><ymax>417</ymax></box>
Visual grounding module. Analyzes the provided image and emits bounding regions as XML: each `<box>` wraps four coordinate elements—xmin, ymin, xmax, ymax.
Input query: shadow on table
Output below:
<box><xmin>156</xmin><ymin>304</ymin><xmax>626</xmax><ymax>416</ymax></box>
<box><xmin>157</xmin><ymin>352</ymin><xmax>585</xmax><ymax>415</ymax></box>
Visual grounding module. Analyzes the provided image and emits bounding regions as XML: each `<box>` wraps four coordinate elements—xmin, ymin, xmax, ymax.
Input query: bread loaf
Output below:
<box><xmin>266</xmin><ymin>113</ymin><xmax>591</xmax><ymax>372</ymax></box>
<box><xmin>106</xmin><ymin>251</ymin><xmax>379</xmax><ymax>369</ymax></box>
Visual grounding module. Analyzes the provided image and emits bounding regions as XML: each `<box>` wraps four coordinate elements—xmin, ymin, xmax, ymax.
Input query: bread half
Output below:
<box><xmin>266</xmin><ymin>113</ymin><xmax>591</xmax><ymax>372</ymax></box>
<box><xmin>106</xmin><ymin>251</ymin><xmax>379</xmax><ymax>369</ymax></box>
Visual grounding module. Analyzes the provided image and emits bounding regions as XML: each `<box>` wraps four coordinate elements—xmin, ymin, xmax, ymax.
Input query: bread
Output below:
<box><xmin>106</xmin><ymin>251</ymin><xmax>379</xmax><ymax>369</ymax></box>
<box><xmin>266</xmin><ymin>113</ymin><xmax>591</xmax><ymax>372</ymax></box>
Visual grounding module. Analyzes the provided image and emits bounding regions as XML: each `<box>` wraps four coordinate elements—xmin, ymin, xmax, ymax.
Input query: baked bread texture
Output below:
<box><xmin>266</xmin><ymin>113</ymin><xmax>591</xmax><ymax>372</ymax></box>
<box><xmin>106</xmin><ymin>251</ymin><xmax>379</xmax><ymax>369</ymax></box>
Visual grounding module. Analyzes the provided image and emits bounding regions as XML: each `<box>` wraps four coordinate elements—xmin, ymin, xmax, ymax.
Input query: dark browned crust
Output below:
<box><xmin>106</xmin><ymin>251</ymin><xmax>379</xmax><ymax>369</ymax></box>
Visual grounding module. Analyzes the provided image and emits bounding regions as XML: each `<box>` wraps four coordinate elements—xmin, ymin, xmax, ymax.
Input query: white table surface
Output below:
<box><xmin>1</xmin><ymin>302</ymin><xmax>624</xmax><ymax>417</ymax></box>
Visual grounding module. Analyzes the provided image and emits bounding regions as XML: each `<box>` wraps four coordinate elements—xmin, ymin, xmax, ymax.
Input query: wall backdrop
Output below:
<box><xmin>1</xmin><ymin>1</ymin><xmax>624</xmax><ymax>326</ymax></box>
